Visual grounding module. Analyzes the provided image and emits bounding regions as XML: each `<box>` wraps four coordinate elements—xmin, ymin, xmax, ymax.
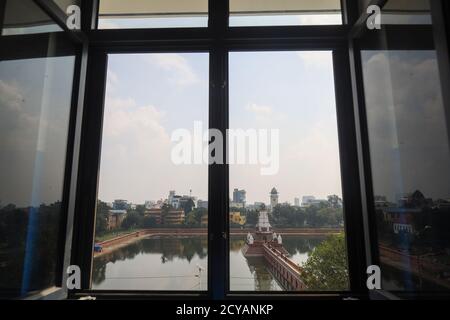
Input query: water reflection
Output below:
<box><xmin>92</xmin><ymin>235</ymin><xmax>324</xmax><ymax>291</ymax></box>
<box><xmin>92</xmin><ymin>236</ymin><xmax>208</xmax><ymax>290</ymax></box>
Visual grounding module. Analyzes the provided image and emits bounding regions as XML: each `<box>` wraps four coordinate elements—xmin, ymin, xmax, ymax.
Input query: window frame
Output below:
<box><xmin>67</xmin><ymin>0</ymin><xmax>370</xmax><ymax>300</ymax></box>
<box><xmin>6</xmin><ymin>0</ymin><xmax>445</xmax><ymax>301</ymax></box>
<box><xmin>0</xmin><ymin>0</ymin><xmax>87</xmax><ymax>299</ymax></box>
<box><xmin>348</xmin><ymin>0</ymin><xmax>450</xmax><ymax>300</ymax></box>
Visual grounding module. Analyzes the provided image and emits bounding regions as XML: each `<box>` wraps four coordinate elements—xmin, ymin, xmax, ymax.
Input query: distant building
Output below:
<box><xmin>179</xmin><ymin>195</ymin><xmax>196</xmax><ymax>210</ymax></box>
<box><xmin>301</xmin><ymin>196</ymin><xmax>327</xmax><ymax>207</ymax></box>
<box><xmin>144</xmin><ymin>208</ymin><xmax>185</xmax><ymax>225</ymax></box>
<box><xmin>113</xmin><ymin>199</ymin><xmax>130</xmax><ymax>210</ymax></box>
<box><xmin>230</xmin><ymin>201</ymin><xmax>245</xmax><ymax>209</ymax></box>
<box><xmin>197</xmin><ymin>200</ymin><xmax>208</xmax><ymax>209</ymax></box>
<box><xmin>168</xmin><ymin>190</ymin><xmax>176</xmax><ymax>206</ymax></box>
<box><xmin>145</xmin><ymin>208</ymin><xmax>163</xmax><ymax>224</ymax></box>
<box><xmin>163</xmin><ymin>210</ymin><xmax>185</xmax><ymax>225</ymax></box>
<box><xmin>301</xmin><ymin>196</ymin><xmax>315</xmax><ymax>207</ymax></box>
<box><xmin>247</xmin><ymin>202</ymin><xmax>265</xmax><ymax>210</ymax></box>
<box><xmin>233</xmin><ymin>188</ymin><xmax>246</xmax><ymax>206</ymax></box>
<box><xmin>201</xmin><ymin>214</ymin><xmax>208</xmax><ymax>226</ymax></box>
<box><xmin>168</xmin><ymin>190</ymin><xmax>196</xmax><ymax>210</ymax></box>
<box><xmin>144</xmin><ymin>200</ymin><xmax>155</xmax><ymax>209</ymax></box>
<box><xmin>381</xmin><ymin>190</ymin><xmax>433</xmax><ymax>236</ymax></box>
<box><xmin>270</xmin><ymin>187</ymin><xmax>279</xmax><ymax>209</ymax></box>
<box><xmin>254</xmin><ymin>202</ymin><xmax>265</xmax><ymax>210</ymax></box>
<box><xmin>107</xmin><ymin>209</ymin><xmax>127</xmax><ymax>230</ymax></box>
<box><xmin>294</xmin><ymin>197</ymin><xmax>300</xmax><ymax>207</ymax></box>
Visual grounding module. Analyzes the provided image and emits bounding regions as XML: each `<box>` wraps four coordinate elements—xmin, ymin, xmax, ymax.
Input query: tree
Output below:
<box><xmin>142</xmin><ymin>216</ymin><xmax>157</xmax><ymax>228</ymax></box>
<box><xmin>245</xmin><ymin>210</ymin><xmax>258</xmax><ymax>227</ymax></box>
<box><xmin>327</xmin><ymin>195</ymin><xmax>342</xmax><ymax>209</ymax></box>
<box><xmin>301</xmin><ymin>233</ymin><xmax>349</xmax><ymax>290</ymax></box>
<box><xmin>96</xmin><ymin>201</ymin><xmax>109</xmax><ymax>234</ymax></box>
<box><xmin>121</xmin><ymin>211</ymin><xmax>141</xmax><ymax>230</ymax></box>
<box><xmin>271</xmin><ymin>204</ymin><xmax>305</xmax><ymax>227</ymax></box>
<box><xmin>181</xmin><ymin>198</ymin><xmax>195</xmax><ymax>214</ymax></box>
<box><xmin>185</xmin><ymin>212</ymin><xmax>198</xmax><ymax>226</ymax></box>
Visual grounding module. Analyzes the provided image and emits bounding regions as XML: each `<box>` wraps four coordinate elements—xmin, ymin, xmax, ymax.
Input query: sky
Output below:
<box><xmin>362</xmin><ymin>50</ymin><xmax>450</xmax><ymax>202</ymax></box>
<box><xmin>3</xmin><ymin>10</ymin><xmax>448</xmax><ymax>208</ymax></box>
<box><xmin>0</xmin><ymin>57</ymin><xmax>74</xmax><ymax>207</ymax></box>
<box><xmin>96</xmin><ymin>51</ymin><xmax>343</xmax><ymax>205</ymax></box>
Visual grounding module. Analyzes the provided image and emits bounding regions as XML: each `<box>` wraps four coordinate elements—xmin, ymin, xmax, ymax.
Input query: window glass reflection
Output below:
<box><xmin>1</xmin><ymin>0</ymin><xmax>62</xmax><ymax>36</ymax></box>
<box><xmin>382</xmin><ymin>0</ymin><xmax>432</xmax><ymax>25</ymax></box>
<box><xmin>229</xmin><ymin>0</ymin><xmax>342</xmax><ymax>27</ymax></box>
<box><xmin>362</xmin><ymin>49</ymin><xmax>450</xmax><ymax>290</ymax></box>
<box><xmin>98</xmin><ymin>0</ymin><xmax>208</xmax><ymax>29</ymax></box>
<box><xmin>0</xmin><ymin>53</ymin><xmax>75</xmax><ymax>295</ymax></box>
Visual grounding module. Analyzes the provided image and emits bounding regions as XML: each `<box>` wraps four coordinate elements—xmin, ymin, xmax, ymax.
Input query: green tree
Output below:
<box><xmin>96</xmin><ymin>200</ymin><xmax>109</xmax><ymax>235</ymax></box>
<box><xmin>245</xmin><ymin>210</ymin><xmax>258</xmax><ymax>227</ymax></box>
<box><xmin>142</xmin><ymin>216</ymin><xmax>157</xmax><ymax>228</ymax></box>
<box><xmin>181</xmin><ymin>198</ymin><xmax>195</xmax><ymax>214</ymax></box>
<box><xmin>185</xmin><ymin>212</ymin><xmax>198</xmax><ymax>226</ymax></box>
<box><xmin>301</xmin><ymin>233</ymin><xmax>349</xmax><ymax>290</ymax></box>
<box><xmin>121</xmin><ymin>211</ymin><xmax>141</xmax><ymax>230</ymax></box>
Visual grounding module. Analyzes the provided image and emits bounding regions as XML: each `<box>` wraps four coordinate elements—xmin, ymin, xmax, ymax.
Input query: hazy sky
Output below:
<box><xmin>0</xmin><ymin>57</ymin><xmax>74</xmax><ymax>207</ymax></box>
<box><xmin>362</xmin><ymin>50</ymin><xmax>450</xmax><ymax>202</ymax></box>
<box><xmin>97</xmin><ymin>51</ymin><xmax>343</xmax><ymax>205</ymax></box>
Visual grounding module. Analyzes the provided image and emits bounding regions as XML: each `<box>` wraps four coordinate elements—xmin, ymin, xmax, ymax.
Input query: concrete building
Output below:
<box><xmin>163</xmin><ymin>210</ymin><xmax>185</xmax><ymax>225</ymax></box>
<box><xmin>230</xmin><ymin>201</ymin><xmax>245</xmax><ymax>209</ymax></box>
<box><xmin>106</xmin><ymin>209</ymin><xmax>127</xmax><ymax>230</ymax></box>
<box><xmin>301</xmin><ymin>196</ymin><xmax>328</xmax><ymax>207</ymax></box>
<box><xmin>144</xmin><ymin>208</ymin><xmax>185</xmax><ymax>225</ymax></box>
<box><xmin>201</xmin><ymin>214</ymin><xmax>208</xmax><ymax>226</ymax></box>
<box><xmin>233</xmin><ymin>188</ymin><xmax>246</xmax><ymax>206</ymax></box>
<box><xmin>113</xmin><ymin>199</ymin><xmax>130</xmax><ymax>210</ymax></box>
<box><xmin>197</xmin><ymin>200</ymin><xmax>208</xmax><ymax>209</ymax></box>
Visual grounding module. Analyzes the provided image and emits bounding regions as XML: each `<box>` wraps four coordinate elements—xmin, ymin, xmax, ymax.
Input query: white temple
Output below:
<box><xmin>256</xmin><ymin>210</ymin><xmax>272</xmax><ymax>233</ymax></box>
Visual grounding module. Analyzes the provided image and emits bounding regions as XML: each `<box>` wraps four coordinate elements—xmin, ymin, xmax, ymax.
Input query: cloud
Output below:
<box><xmin>296</xmin><ymin>51</ymin><xmax>333</xmax><ymax>69</ymax></box>
<box><xmin>145</xmin><ymin>53</ymin><xmax>199</xmax><ymax>86</ymax></box>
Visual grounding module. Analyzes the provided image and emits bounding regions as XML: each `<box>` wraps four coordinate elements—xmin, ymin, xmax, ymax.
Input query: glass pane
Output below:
<box><xmin>92</xmin><ymin>53</ymin><xmax>209</xmax><ymax>291</ymax></box>
<box><xmin>0</xmin><ymin>45</ymin><xmax>75</xmax><ymax>294</ymax></box>
<box><xmin>229</xmin><ymin>0</ymin><xmax>342</xmax><ymax>27</ymax></box>
<box><xmin>1</xmin><ymin>0</ymin><xmax>62</xmax><ymax>35</ymax></box>
<box><xmin>361</xmin><ymin>0</ymin><xmax>450</xmax><ymax>291</ymax></box>
<box><xmin>98</xmin><ymin>0</ymin><xmax>208</xmax><ymax>29</ymax></box>
<box><xmin>53</xmin><ymin>0</ymin><xmax>81</xmax><ymax>12</ymax></box>
<box><xmin>382</xmin><ymin>0</ymin><xmax>431</xmax><ymax>24</ymax></box>
<box><xmin>229</xmin><ymin>51</ymin><xmax>349</xmax><ymax>291</ymax></box>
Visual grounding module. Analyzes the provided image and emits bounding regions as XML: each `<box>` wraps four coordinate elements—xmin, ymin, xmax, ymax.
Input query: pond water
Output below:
<box><xmin>92</xmin><ymin>235</ymin><xmax>326</xmax><ymax>291</ymax></box>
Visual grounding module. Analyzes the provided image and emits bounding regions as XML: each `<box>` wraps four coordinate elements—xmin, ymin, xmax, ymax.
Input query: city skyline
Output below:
<box><xmin>98</xmin><ymin>186</ymin><xmax>339</xmax><ymax>208</ymax></box>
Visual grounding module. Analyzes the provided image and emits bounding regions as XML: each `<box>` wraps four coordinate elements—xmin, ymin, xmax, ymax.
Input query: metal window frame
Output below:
<box><xmin>67</xmin><ymin>0</ymin><xmax>370</xmax><ymax>300</ymax></box>
<box><xmin>5</xmin><ymin>0</ymin><xmax>448</xmax><ymax>301</ymax></box>
<box><xmin>0</xmin><ymin>0</ymin><xmax>88</xmax><ymax>299</ymax></box>
<box><xmin>348</xmin><ymin>0</ymin><xmax>450</xmax><ymax>300</ymax></box>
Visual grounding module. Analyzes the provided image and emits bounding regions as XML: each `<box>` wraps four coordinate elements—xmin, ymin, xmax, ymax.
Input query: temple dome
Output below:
<box><xmin>270</xmin><ymin>187</ymin><xmax>278</xmax><ymax>195</ymax></box>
